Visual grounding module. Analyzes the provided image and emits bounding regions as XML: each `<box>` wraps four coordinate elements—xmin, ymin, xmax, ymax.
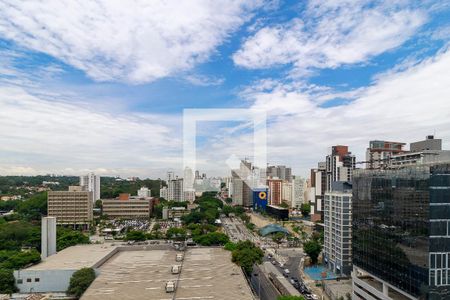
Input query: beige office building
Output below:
<box><xmin>102</xmin><ymin>194</ymin><xmax>152</xmax><ymax>219</ymax></box>
<box><xmin>47</xmin><ymin>186</ymin><xmax>93</xmax><ymax>227</ymax></box>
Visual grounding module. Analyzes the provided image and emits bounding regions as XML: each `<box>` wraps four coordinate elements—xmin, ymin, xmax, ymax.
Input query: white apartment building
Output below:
<box><xmin>291</xmin><ymin>176</ymin><xmax>306</xmax><ymax>209</ymax></box>
<box><xmin>160</xmin><ymin>186</ymin><xmax>168</xmax><ymax>199</ymax></box>
<box><xmin>137</xmin><ymin>187</ymin><xmax>151</xmax><ymax>198</ymax></box>
<box><xmin>282</xmin><ymin>181</ymin><xmax>292</xmax><ymax>207</ymax></box>
<box><xmin>80</xmin><ymin>173</ymin><xmax>101</xmax><ymax>201</ymax></box>
<box><xmin>324</xmin><ymin>185</ymin><xmax>352</xmax><ymax>276</ymax></box>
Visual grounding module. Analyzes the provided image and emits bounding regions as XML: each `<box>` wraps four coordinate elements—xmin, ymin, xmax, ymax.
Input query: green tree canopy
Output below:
<box><xmin>304</xmin><ymin>239</ymin><xmax>322</xmax><ymax>264</ymax></box>
<box><xmin>57</xmin><ymin>229</ymin><xmax>90</xmax><ymax>251</ymax></box>
<box><xmin>280</xmin><ymin>202</ymin><xmax>289</xmax><ymax>209</ymax></box>
<box><xmin>300</xmin><ymin>203</ymin><xmax>311</xmax><ymax>217</ymax></box>
<box><xmin>124</xmin><ymin>230</ymin><xmax>146</xmax><ymax>241</ymax></box>
<box><xmin>0</xmin><ymin>221</ymin><xmax>40</xmax><ymax>251</ymax></box>
<box><xmin>67</xmin><ymin>267</ymin><xmax>96</xmax><ymax>298</ymax></box>
<box><xmin>0</xmin><ymin>268</ymin><xmax>17</xmax><ymax>294</ymax></box>
<box><xmin>193</xmin><ymin>232</ymin><xmax>229</xmax><ymax>246</ymax></box>
<box><xmin>166</xmin><ymin>227</ymin><xmax>187</xmax><ymax>241</ymax></box>
<box><xmin>16</xmin><ymin>192</ymin><xmax>47</xmax><ymax>221</ymax></box>
<box><xmin>272</xmin><ymin>231</ymin><xmax>286</xmax><ymax>246</ymax></box>
<box><xmin>231</xmin><ymin>240</ymin><xmax>264</xmax><ymax>274</ymax></box>
<box><xmin>0</xmin><ymin>249</ymin><xmax>40</xmax><ymax>269</ymax></box>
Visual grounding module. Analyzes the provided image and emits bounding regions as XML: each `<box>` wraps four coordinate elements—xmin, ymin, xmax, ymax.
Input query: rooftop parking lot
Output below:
<box><xmin>82</xmin><ymin>247</ymin><xmax>254</xmax><ymax>300</ymax></box>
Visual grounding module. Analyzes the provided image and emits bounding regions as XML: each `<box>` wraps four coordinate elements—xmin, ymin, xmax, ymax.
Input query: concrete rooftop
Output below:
<box><xmin>82</xmin><ymin>247</ymin><xmax>254</xmax><ymax>300</ymax></box>
<box><xmin>27</xmin><ymin>244</ymin><xmax>117</xmax><ymax>270</ymax></box>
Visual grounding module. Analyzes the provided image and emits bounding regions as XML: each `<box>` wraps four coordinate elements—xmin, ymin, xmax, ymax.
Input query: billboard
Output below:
<box><xmin>252</xmin><ymin>188</ymin><xmax>268</xmax><ymax>211</ymax></box>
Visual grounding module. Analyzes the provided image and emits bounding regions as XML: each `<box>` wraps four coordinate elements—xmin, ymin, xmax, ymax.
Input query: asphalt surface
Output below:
<box><xmin>221</xmin><ymin>215</ymin><xmax>317</xmax><ymax>299</ymax></box>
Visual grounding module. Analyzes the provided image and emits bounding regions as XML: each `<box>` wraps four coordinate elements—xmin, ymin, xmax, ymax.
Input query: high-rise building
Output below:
<box><xmin>310</xmin><ymin>162</ymin><xmax>326</xmax><ymax>221</ymax></box>
<box><xmin>159</xmin><ymin>186</ymin><xmax>168</xmax><ymax>199</ymax></box>
<box><xmin>352</xmin><ymin>164</ymin><xmax>450</xmax><ymax>299</ymax></box>
<box><xmin>47</xmin><ymin>186</ymin><xmax>93</xmax><ymax>227</ymax></box>
<box><xmin>41</xmin><ymin>217</ymin><xmax>56</xmax><ymax>259</ymax></box>
<box><xmin>267</xmin><ymin>165</ymin><xmax>292</xmax><ymax>182</ymax></box>
<box><xmin>168</xmin><ymin>177</ymin><xmax>184</xmax><ymax>202</ymax></box>
<box><xmin>79</xmin><ymin>173</ymin><xmax>101</xmax><ymax>201</ymax></box>
<box><xmin>291</xmin><ymin>176</ymin><xmax>306</xmax><ymax>209</ymax></box>
<box><xmin>137</xmin><ymin>187</ymin><xmax>151</xmax><ymax>198</ymax></box>
<box><xmin>366</xmin><ymin>140</ymin><xmax>406</xmax><ymax>169</ymax></box>
<box><xmin>324</xmin><ymin>182</ymin><xmax>352</xmax><ymax>276</ymax></box>
<box><xmin>326</xmin><ymin>145</ymin><xmax>356</xmax><ymax>192</ymax></box>
<box><xmin>231</xmin><ymin>174</ymin><xmax>243</xmax><ymax>206</ymax></box>
<box><xmin>282</xmin><ymin>181</ymin><xmax>292</xmax><ymax>207</ymax></box>
<box><xmin>231</xmin><ymin>160</ymin><xmax>257</xmax><ymax>207</ymax></box>
<box><xmin>267</xmin><ymin>178</ymin><xmax>282</xmax><ymax>206</ymax></box>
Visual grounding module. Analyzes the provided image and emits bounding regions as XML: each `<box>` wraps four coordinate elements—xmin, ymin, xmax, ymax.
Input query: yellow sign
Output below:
<box><xmin>258</xmin><ymin>191</ymin><xmax>267</xmax><ymax>199</ymax></box>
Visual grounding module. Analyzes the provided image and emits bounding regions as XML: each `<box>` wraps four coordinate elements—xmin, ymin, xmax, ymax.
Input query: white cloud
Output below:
<box><xmin>0</xmin><ymin>0</ymin><xmax>263</xmax><ymax>84</ymax></box>
<box><xmin>184</xmin><ymin>74</ymin><xmax>225</xmax><ymax>86</ymax></box>
<box><xmin>235</xmin><ymin>47</ymin><xmax>450</xmax><ymax>176</ymax></box>
<box><xmin>233</xmin><ymin>1</ymin><xmax>427</xmax><ymax>74</ymax></box>
<box><xmin>0</xmin><ymin>85</ymin><xmax>183</xmax><ymax>177</ymax></box>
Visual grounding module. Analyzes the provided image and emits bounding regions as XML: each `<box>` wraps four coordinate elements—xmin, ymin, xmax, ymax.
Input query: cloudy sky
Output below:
<box><xmin>0</xmin><ymin>0</ymin><xmax>449</xmax><ymax>178</ymax></box>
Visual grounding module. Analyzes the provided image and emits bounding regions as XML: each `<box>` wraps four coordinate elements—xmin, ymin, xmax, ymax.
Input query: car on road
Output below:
<box><xmin>284</xmin><ymin>268</ymin><xmax>290</xmax><ymax>274</ymax></box>
<box><xmin>271</xmin><ymin>260</ymin><xmax>277</xmax><ymax>265</ymax></box>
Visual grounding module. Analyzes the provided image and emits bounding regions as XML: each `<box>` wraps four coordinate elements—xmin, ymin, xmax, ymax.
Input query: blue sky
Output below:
<box><xmin>0</xmin><ymin>0</ymin><xmax>449</xmax><ymax>178</ymax></box>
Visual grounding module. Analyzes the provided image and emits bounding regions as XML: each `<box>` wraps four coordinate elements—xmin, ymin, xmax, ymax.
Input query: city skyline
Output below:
<box><xmin>0</xmin><ymin>1</ymin><xmax>449</xmax><ymax>179</ymax></box>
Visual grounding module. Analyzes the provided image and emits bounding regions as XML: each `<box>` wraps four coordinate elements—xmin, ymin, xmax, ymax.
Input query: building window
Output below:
<box><xmin>35</xmin><ymin>278</ymin><xmax>40</xmax><ymax>282</ymax></box>
<box><xmin>17</xmin><ymin>279</ymin><xmax>23</xmax><ymax>284</ymax></box>
<box><xmin>430</xmin><ymin>252</ymin><xmax>450</xmax><ymax>286</ymax></box>
<box><xmin>26</xmin><ymin>278</ymin><xmax>32</xmax><ymax>283</ymax></box>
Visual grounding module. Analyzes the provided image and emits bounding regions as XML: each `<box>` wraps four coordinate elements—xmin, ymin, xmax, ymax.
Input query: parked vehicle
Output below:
<box><xmin>176</xmin><ymin>253</ymin><xmax>184</xmax><ymax>262</ymax></box>
<box><xmin>171</xmin><ymin>265</ymin><xmax>181</xmax><ymax>274</ymax></box>
<box><xmin>165</xmin><ymin>281</ymin><xmax>175</xmax><ymax>293</ymax></box>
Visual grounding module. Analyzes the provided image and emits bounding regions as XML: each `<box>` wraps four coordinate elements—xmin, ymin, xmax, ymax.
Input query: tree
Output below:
<box><xmin>224</xmin><ymin>242</ymin><xmax>237</xmax><ymax>251</ymax></box>
<box><xmin>225</xmin><ymin>198</ymin><xmax>232</xmax><ymax>204</ymax></box>
<box><xmin>0</xmin><ymin>249</ymin><xmax>40</xmax><ymax>269</ymax></box>
<box><xmin>304</xmin><ymin>239</ymin><xmax>322</xmax><ymax>264</ymax></box>
<box><xmin>57</xmin><ymin>229</ymin><xmax>90</xmax><ymax>251</ymax></box>
<box><xmin>95</xmin><ymin>200</ymin><xmax>102</xmax><ymax>209</ymax></box>
<box><xmin>272</xmin><ymin>232</ymin><xmax>286</xmax><ymax>247</ymax></box>
<box><xmin>67</xmin><ymin>267</ymin><xmax>96</xmax><ymax>298</ymax></box>
<box><xmin>280</xmin><ymin>202</ymin><xmax>289</xmax><ymax>209</ymax></box>
<box><xmin>152</xmin><ymin>223</ymin><xmax>161</xmax><ymax>231</ymax></box>
<box><xmin>0</xmin><ymin>221</ymin><xmax>40</xmax><ymax>251</ymax></box>
<box><xmin>16</xmin><ymin>192</ymin><xmax>47</xmax><ymax>221</ymax></box>
<box><xmin>124</xmin><ymin>230</ymin><xmax>146</xmax><ymax>241</ymax></box>
<box><xmin>245</xmin><ymin>222</ymin><xmax>256</xmax><ymax>231</ymax></box>
<box><xmin>0</xmin><ymin>268</ymin><xmax>17</xmax><ymax>294</ymax></box>
<box><xmin>193</xmin><ymin>232</ymin><xmax>229</xmax><ymax>246</ymax></box>
<box><xmin>300</xmin><ymin>203</ymin><xmax>311</xmax><ymax>217</ymax></box>
<box><xmin>166</xmin><ymin>228</ymin><xmax>187</xmax><ymax>241</ymax></box>
<box><xmin>231</xmin><ymin>241</ymin><xmax>264</xmax><ymax>274</ymax></box>
<box><xmin>277</xmin><ymin>296</ymin><xmax>305</xmax><ymax>300</ymax></box>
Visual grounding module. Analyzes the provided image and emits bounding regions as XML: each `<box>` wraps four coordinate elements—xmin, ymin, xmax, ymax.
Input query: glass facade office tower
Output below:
<box><xmin>352</xmin><ymin>164</ymin><xmax>450</xmax><ymax>300</ymax></box>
